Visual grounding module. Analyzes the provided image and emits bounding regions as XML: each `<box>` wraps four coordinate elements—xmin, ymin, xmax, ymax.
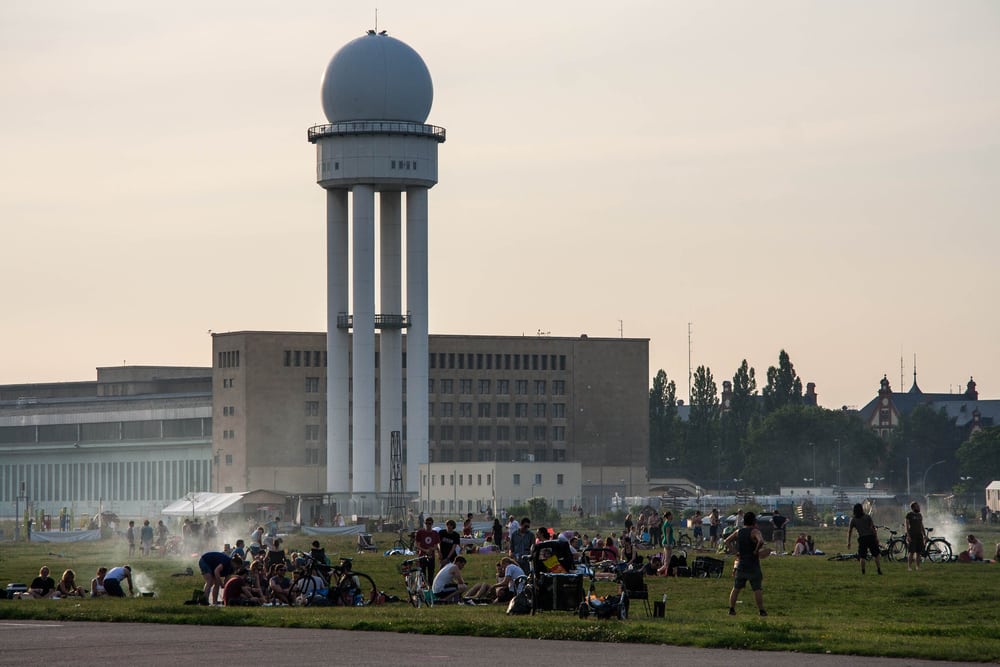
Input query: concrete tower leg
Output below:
<box><xmin>405</xmin><ymin>186</ymin><xmax>429</xmax><ymax>494</ymax></box>
<box><xmin>352</xmin><ymin>185</ymin><xmax>376</xmax><ymax>505</ymax></box>
<box><xmin>379</xmin><ymin>191</ymin><xmax>402</xmax><ymax>495</ymax></box>
<box><xmin>326</xmin><ymin>188</ymin><xmax>350</xmax><ymax>497</ymax></box>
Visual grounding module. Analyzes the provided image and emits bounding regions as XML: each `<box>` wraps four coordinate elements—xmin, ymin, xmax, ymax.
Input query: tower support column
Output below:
<box><xmin>326</xmin><ymin>188</ymin><xmax>350</xmax><ymax>497</ymax></box>
<box><xmin>379</xmin><ymin>191</ymin><xmax>403</xmax><ymax>494</ymax></box>
<box><xmin>405</xmin><ymin>186</ymin><xmax>429</xmax><ymax>494</ymax></box>
<box><xmin>352</xmin><ymin>184</ymin><xmax>376</xmax><ymax>499</ymax></box>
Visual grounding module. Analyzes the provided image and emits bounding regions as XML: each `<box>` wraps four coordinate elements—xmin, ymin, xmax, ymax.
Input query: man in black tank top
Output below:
<box><xmin>724</xmin><ymin>511</ymin><xmax>767</xmax><ymax>617</ymax></box>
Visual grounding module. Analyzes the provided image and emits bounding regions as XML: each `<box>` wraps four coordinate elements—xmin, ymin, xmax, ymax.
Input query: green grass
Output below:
<box><xmin>1</xmin><ymin>526</ymin><xmax>998</xmax><ymax>661</ymax></box>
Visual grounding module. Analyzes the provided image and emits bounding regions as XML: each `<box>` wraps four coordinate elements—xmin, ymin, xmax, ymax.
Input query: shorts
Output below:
<box><xmin>693</xmin><ymin>527</ymin><xmax>703</xmax><ymax>538</ymax></box>
<box><xmin>434</xmin><ymin>585</ymin><xmax>457</xmax><ymax>600</ymax></box>
<box><xmin>772</xmin><ymin>529</ymin><xmax>784</xmax><ymax>543</ymax></box>
<box><xmin>858</xmin><ymin>534</ymin><xmax>879</xmax><ymax>559</ymax></box>
<box><xmin>709</xmin><ymin>525</ymin><xmax>719</xmax><ymax>538</ymax></box>
<box><xmin>198</xmin><ymin>556</ymin><xmax>217</xmax><ymax>575</ymax></box>
<box><xmin>733</xmin><ymin>567</ymin><xmax>763</xmax><ymax>591</ymax></box>
<box><xmin>104</xmin><ymin>578</ymin><xmax>125</xmax><ymax>598</ymax></box>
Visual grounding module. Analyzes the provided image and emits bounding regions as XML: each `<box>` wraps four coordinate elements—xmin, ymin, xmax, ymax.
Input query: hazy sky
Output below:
<box><xmin>2</xmin><ymin>1</ymin><xmax>998</xmax><ymax>409</ymax></box>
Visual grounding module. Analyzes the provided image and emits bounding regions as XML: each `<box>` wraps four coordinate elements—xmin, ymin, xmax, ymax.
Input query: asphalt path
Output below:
<box><xmin>0</xmin><ymin>621</ymin><xmax>971</xmax><ymax>666</ymax></box>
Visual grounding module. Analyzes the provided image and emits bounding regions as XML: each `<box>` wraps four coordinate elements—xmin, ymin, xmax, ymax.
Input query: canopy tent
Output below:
<box><xmin>161</xmin><ymin>492</ymin><xmax>246</xmax><ymax>518</ymax></box>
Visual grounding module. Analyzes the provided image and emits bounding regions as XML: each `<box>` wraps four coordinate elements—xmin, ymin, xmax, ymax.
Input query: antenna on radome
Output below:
<box><xmin>687</xmin><ymin>322</ymin><xmax>693</xmax><ymax>403</ymax></box>
<box><xmin>618</xmin><ymin>319</ymin><xmax>623</xmax><ymax>339</ymax></box>
<box><xmin>374</xmin><ymin>7</ymin><xmax>378</xmax><ymax>33</ymax></box>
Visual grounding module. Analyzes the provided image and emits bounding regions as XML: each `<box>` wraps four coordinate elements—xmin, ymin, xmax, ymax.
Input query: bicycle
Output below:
<box><xmin>393</xmin><ymin>529</ymin><xmax>416</xmax><ymax>553</ymax></box>
<box><xmin>291</xmin><ymin>555</ymin><xmax>379</xmax><ymax>605</ymax></box>
<box><xmin>878</xmin><ymin>526</ymin><xmax>908</xmax><ymax>561</ymax></box>
<box><xmin>880</xmin><ymin>526</ymin><xmax>953</xmax><ymax>564</ymax></box>
<box><xmin>398</xmin><ymin>556</ymin><xmax>433</xmax><ymax>608</ymax></box>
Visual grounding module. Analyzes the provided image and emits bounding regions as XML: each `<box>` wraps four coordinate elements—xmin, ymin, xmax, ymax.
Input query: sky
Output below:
<box><xmin>2</xmin><ymin>1</ymin><xmax>998</xmax><ymax>410</ymax></box>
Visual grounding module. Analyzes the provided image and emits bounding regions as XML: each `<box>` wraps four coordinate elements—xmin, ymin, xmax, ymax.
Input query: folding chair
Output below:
<box><xmin>620</xmin><ymin>570</ymin><xmax>651</xmax><ymax>617</ymax></box>
<box><xmin>356</xmin><ymin>533</ymin><xmax>377</xmax><ymax>553</ymax></box>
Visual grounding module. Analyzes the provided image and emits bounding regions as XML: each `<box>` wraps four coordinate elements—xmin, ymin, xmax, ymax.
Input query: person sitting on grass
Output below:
<box><xmin>492</xmin><ymin>556</ymin><xmax>525</xmax><ymax>604</ymax></box>
<box><xmin>222</xmin><ymin>568</ymin><xmax>258</xmax><ymax>606</ymax></box>
<box><xmin>56</xmin><ymin>569</ymin><xmax>86</xmax><ymax>597</ymax></box>
<box><xmin>432</xmin><ymin>555</ymin><xmax>468</xmax><ymax>604</ymax></box>
<box><xmin>104</xmin><ymin>565</ymin><xmax>135</xmax><ymax>598</ymax></box>
<box><xmin>91</xmin><ymin>567</ymin><xmax>107</xmax><ymax>597</ymax></box>
<box><xmin>27</xmin><ymin>566</ymin><xmax>56</xmax><ymax>599</ymax></box>
<box><xmin>268</xmin><ymin>563</ymin><xmax>292</xmax><ymax>605</ymax></box>
<box><xmin>792</xmin><ymin>533</ymin><xmax>809</xmax><ymax>556</ymax></box>
<box><xmin>966</xmin><ymin>535</ymin><xmax>985</xmax><ymax>562</ymax></box>
<box><xmin>246</xmin><ymin>559</ymin><xmax>270</xmax><ymax>602</ymax></box>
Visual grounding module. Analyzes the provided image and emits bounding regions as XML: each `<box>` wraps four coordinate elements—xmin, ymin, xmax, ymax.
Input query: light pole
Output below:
<box><xmin>921</xmin><ymin>460</ymin><xmax>946</xmax><ymax>497</ymax></box>
<box><xmin>809</xmin><ymin>442</ymin><xmax>815</xmax><ymax>487</ymax></box>
<box><xmin>14</xmin><ymin>481</ymin><xmax>26</xmax><ymax>541</ymax></box>
<box><xmin>834</xmin><ymin>438</ymin><xmax>841</xmax><ymax>488</ymax></box>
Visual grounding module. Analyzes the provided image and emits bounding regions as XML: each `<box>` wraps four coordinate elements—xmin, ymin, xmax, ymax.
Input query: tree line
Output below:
<box><xmin>648</xmin><ymin>350</ymin><xmax>999</xmax><ymax>494</ymax></box>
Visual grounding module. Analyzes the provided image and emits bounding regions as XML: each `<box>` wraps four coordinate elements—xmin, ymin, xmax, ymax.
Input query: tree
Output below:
<box><xmin>721</xmin><ymin>359</ymin><xmax>758</xmax><ymax>476</ymax></box>
<box><xmin>649</xmin><ymin>370</ymin><xmax>682</xmax><ymax>474</ymax></box>
<box><xmin>886</xmin><ymin>405</ymin><xmax>964</xmax><ymax>493</ymax></box>
<box><xmin>762</xmin><ymin>349</ymin><xmax>803</xmax><ymax>414</ymax></box>
<box><xmin>685</xmin><ymin>365</ymin><xmax>719</xmax><ymax>468</ymax></box>
<box><xmin>956</xmin><ymin>426</ymin><xmax>1000</xmax><ymax>486</ymax></box>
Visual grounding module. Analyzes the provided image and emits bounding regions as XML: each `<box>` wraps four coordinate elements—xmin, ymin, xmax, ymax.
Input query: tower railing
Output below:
<box><xmin>336</xmin><ymin>312</ymin><xmax>411</xmax><ymax>330</ymax></box>
<box><xmin>308</xmin><ymin>121</ymin><xmax>446</xmax><ymax>143</ymax></box>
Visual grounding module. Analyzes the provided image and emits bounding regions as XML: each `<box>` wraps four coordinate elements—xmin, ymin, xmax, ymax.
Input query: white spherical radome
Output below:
<box><xmin>321</xmin><ymin>32</ymin><xmax>434</xmax><ymax>123</ymax></box>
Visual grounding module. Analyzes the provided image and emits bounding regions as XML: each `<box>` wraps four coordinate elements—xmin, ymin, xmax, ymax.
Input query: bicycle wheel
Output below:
<box><xmin>926</xmin><ymin>539</ymin><xmax>951</xmax><ymax>563</ymax></box>
<box><xmin>334</xmin><ymin>571</ymin><xmax>378</xmax><ymax>606</ymax></box>
<box><xmin>888</xmin><ymin>538</ymin><xmax>907</xmax><ymax>562</ymax></box>
<box><xmin>677</xmin><ymin>534</ymin><xmax>692</xmax><ymax>549</ymax></box>
<box><xmin>290</xmin><ymin>575</ymin><xmax>318</xmax><ymax>600</ymax></box>
<box><xmin>406</xmin><ymin>572</ymin><xmax>424</xmax><ymax>608</ymax></box>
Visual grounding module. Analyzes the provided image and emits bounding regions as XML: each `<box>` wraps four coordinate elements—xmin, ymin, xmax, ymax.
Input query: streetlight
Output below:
<box><xmin>14</xmin><ymin>481</ymin><xmax>27</xmax><ymax>541</ymax></box>
<box><xmin>834</xmin><ymin>438</ymin><xmax>841</xmax><ymax>488</ymax></box>
<box><xmin>809</xmin><ymin>443</ymin><xmax>815</xmax><ymax>487</ymax></box>
<box><xmin>921</xmin><ymin>460</ymin><xmax>946</xmax><ymax>497</ymax></box>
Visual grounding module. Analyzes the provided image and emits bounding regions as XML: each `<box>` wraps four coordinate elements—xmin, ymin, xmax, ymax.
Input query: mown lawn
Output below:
<box><xmin>1</xmin><ymin>526</ymin><xmax>998</xmax><ymax>662</ymax></box>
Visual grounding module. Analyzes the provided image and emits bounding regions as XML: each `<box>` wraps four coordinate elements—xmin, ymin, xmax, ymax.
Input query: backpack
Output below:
<box><xmin>506</xmin><ymin>584</ymin><xmax>533</xmax><ymax>615</ymax></box>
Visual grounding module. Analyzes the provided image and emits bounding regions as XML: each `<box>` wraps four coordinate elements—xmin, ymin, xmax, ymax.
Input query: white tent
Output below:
<box><xmin>161</xmin><ymin>492</ymin><xmax>246</xmax><ymax>518</ymax></box>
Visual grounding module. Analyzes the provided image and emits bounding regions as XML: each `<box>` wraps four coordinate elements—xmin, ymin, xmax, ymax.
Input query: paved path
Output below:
<box><xmin>0</xmin><ymin>621</ymin><xmax>969</xmax><ymax>666</ymax></box>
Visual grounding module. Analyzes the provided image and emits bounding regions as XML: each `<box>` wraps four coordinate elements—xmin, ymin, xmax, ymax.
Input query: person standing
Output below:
<box><xmin>661</xmin><ymin>511</ymin><xmax>676</xmax><ymax>572</ymax></box>
<box><xmin>771</xmin><ymin>510</ymin><xmax>788</xmax><ymax>555</ymax></box>
<box><xmin>726</xmin><ymin>511</ymin><xmax>768</xmax><ymax>617</ymax></box>
<box><xmin>140</xmin><ymin>520</ymin><xmax>154</xmax><ymax>557</ymax></box>
<box><xmin>905</xmin><ymin>502</ymin><xmax>925</xmax><ymax>572</ymax></box>
<box><xmin>155</xmin><ymin>520</ymin><xmax>169</xmax><ymax>556</ymax></box>
<box><xmin>104</xmin><ymin>565</ymin><xmax>134</xmax><ymax>598</ymax></box>
<box><xmin>708</xmin><ymin>508</ymin><xmax>721</xmax><ymax>549</ymax></box>
<box><xmin>415</xmin><ymin>516</ymin><xmax>440</xmax><ymax>583</ymax></box>
<box><xmin>438</xmin><ymin>519</ymin><xmax>462</xmax><ymax>567</ymax></box>
<box><xmin>508</xmin><ymin>517</ymin><xmax>534</xmax><ymax>565</ymax></box>
<box><xmin>125</xmin><ymin>520</ymin><xmax>136</xmax><ymax>558</ymax></box>
<box><xmin>846</xmin><ymin>503</ymin><xmax>882</xmax><ymax>575</ymax></box>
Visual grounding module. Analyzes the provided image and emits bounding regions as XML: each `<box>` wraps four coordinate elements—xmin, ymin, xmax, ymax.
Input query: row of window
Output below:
<box><xmin>430</xmin><ymin>352</ymin><xmax>566</xmax><ymax>372</ymax></box>
<box><xmin>0</xmin><ymin>460</ymin><xmax>210</xmax><ymax>503</ymax></box>
<box><xmin>422</xmin><ymin>472</ymin><xmax>564</xmax><ymax>487</ymax></box>
<box><xmin>430</xmin><ymin>425</ymin><xmax>565</xmax><ymax>443</ymax></box>
<box><xmin>430</xmin><ymin>446</ymin><xmax>568</xmax><ymax>463</ymax></box>
<box><xmin>431</xmin><ymin>402</ymin><xmax>566</xmax><ymax>419</ymax></box>
<box><xmin>0</xmin><ymin>419</ymin><xmax>212</xmax><ymax>445</ymax></box>
<box><xmin>221</xmin><ymin>406</ymin><xmax>236</xmax><ymax>416</ymax></box>
<box><xmin>284</xmin><ymin>350</ymin><xmax>328</xmax><ymax>368</ymax></box>
<box><xmin>431</xmin><ymin>379</ymin><xmax>565</xmax><ymax>396</ymax></box>
<box><xmin>218</xmin><ymin>350</ymin><xmax>240</xmax><ymax>368</ymax></box>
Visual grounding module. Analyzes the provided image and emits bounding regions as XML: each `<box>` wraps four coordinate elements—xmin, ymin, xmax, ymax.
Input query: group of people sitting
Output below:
<box><xmin>16</xmin><ymin>564</ymin><xmax>135</xmax><ymax>599</ymax></box>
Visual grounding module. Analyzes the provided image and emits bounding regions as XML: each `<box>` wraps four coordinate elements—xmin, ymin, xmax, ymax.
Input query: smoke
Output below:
<box><xmin>132</xmin><ymin>569</ymin><xmax>156</xmax><ymax>594</ymax></box>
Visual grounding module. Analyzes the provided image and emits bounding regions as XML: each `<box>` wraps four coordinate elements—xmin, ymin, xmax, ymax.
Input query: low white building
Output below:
<box><xmin>418</xmin><ymin>461</ymin><xmax>582</xmax><ymax>517</ymax></box>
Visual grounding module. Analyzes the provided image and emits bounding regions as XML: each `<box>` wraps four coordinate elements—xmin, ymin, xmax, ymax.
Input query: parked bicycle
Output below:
<box><xmin>393</xmin><ymin>529</ymin><xmax>416</xmax><ymax>553</ymax></box>
<box><xmin>879</xmin><ymin>525</ymin><xmax>952</xmax><ymax>563</ymax></box>
<box><xmin>290</xmin><ymin>555</ymin><xmax>379</xmax><ymax>605</ymax></box>
<box><xmin>398</xmin><ymin>556</ymin><xmax>432</xmax><ymax>608</ymax></box>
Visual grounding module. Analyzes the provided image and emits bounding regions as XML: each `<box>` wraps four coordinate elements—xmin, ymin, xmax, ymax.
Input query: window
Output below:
<box><xmin>460</xmin><ymin>379</ymin><xmax>473</xmax><ymax>394</ymax></box>
<box><xmin>496</xmin><ymin>426</ymin><xmax>510</xmax><ymax>441</ymax></box>
<box><xmin>496</xmin><ymin>403</ymin><xmax>510</xmax><ymax>418</ymax></box>
<box><xmin>440</xmin><ymin>426</ymin><xmax>454</xmax><ymax>441</ymax></box>
<box><xmin>553</xmin><ymin>403</ymin><xmax>566</xmax><ymax>418</ymax></box>
<box><xmin>306</xmin><ymin>401</ymin><xmax>319</xmax><ymax>416</ymax></box>
<box><xmin>487</xmin><ymin>474</ymin><xmax>492</xmax><ymax>485</ymax></box>
<box><xmin>306</xmin><ymin>425</ymin><xmax>320</xmax><ymax>441</ymax></box>
<box><xmin>496</xmin><ymin>380</ymin><xmax>509</xmax><ymax>394</ymax></box>
<box><xmin>515</xmin><ymin>426</ymin><xmax>528</xmax><ymax>442</ymax></box>
<box><xmin>552</xmin><ymin>426</ymin><xmax>565</xmax><ymax>441</ymax></box>
<box><xmin>477</xmin><ymin>448</ymin><xmax>493</xmax><ymax>461</ymax></box>
<box><xmin>553</xmin><ymin>380</ymin><xmax>566</xmax><ymax>395</ymax></box>
<box><xmin>517</xmin><ymin>448</ymin><xmax>530</xmax><ymax>461</ymax></box>
<box><xmin>428</xmin><ymin>379</ymin><xmax>435</xmax><ymax>393</ymax></box>
<box><xmin>225</xmin><ymin>454</ymin><xmax>233</xmax><ymax>466</ymax></box>
<box><xmin>478</xmin><ymin>379</ymin><xmax>490</xmax><ymax>394</ymax></box>
<box><xmin>534</xmin><ymin>403</ymin><xmax>546</xmax><ymax>418</ymax></box>
<box><xmin>515</xmin><ymin>380</ymin><xmax>528</xmax><ymax>395</ymax></box>
<box><xmin>477</xmin><ymin>474</ymin><xmax>482</xmax><ymax>485</ymax></box>
<box><xmin>440</xmin><ymin>403</ymin><xmax>454</xmax><ymax>417</ymax></box>
<box><xmin>459</xmin><ymin>425</ymin><xmax>473</xmax><ymax>440</ymax></box>
<box><xmin>440</xmin><ymin>379</ymin><xmax>453</xmax><ymax>394</ymax></box>
<box><xmin>515</xmin><ymin>403</ymin><xmax>528</xmax><ymax>418</ymax></box>
<box><xmin>477</xmin><ymin>425</ymin><xmax>491</xmax><ymax>440</ymax></box>
<box><xmin>557</xmin><ymin>474</ymin><xmax>564</xmax><ymax>485</ymax></box>
<box><xmin>305</xmin><ymin>448</ymin><xmax>319</xmax><ymax>465</ymax></box>
<box><xmin>478</xmin><ymin>402</ymin><xmax>490</xmax><ymax>418</ymax></box>
<box><xmin>533</xmin><ymin>448</ymin><xmax>547</xmax><ymax>461</ymax></box>
<box><xmin>428</xmin><ymin>402</ymin><xmax>434</xmax><ymax>417</ymax></box>
<box><xmin>535</xmin><ymin>380</ymin><xmax>546</xmax><ymax>395</ymax></box>
<box><xmin>553</xmin><ymin>449</ymin><xmax>566</xmax><ymax>461</ymax></box>
<box><xmin>513</xmin><ymin>474</ymin><xmax>521</xmax><ymax>486</ymax></box>
<box><xmin>533</xmin><ymin>425</ymin><xmax>547</xmax><ymax>441</ymax></box>
<box><xmin>305</xmin><ymin>377</ymin><xmax>320</xmax><ymax>393</ymax></box>
<box><xmin>458</xmin><ymin>474</ymin><xmax>463</xmax><ymax>485</ymax></box>
<box><xmin>459</xmin><ymin>402</ymin><xmax>472</xmax><ymax>417</ymax></box>
<box><xmin>534</xmin><ymin>473</ymin><xmax>542</xmax><ymax>485</ymax></box>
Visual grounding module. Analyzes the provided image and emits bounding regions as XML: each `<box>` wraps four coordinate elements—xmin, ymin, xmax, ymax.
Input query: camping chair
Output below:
<box><xmin>620</xmin><ymin>569</ymin><xmax>651</xmax><ymax>617</ymax></box>
<box><xmin>356</xmin><ymin>533</ymin><xmax>377</xmax><ymax>553</ymax></box>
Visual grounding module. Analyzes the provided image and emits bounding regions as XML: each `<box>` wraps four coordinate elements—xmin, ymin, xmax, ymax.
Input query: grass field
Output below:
<box><xmin>1</xmin><ymin>525</ymin><xmax>998</xmax><ymax>662</ymax></box>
